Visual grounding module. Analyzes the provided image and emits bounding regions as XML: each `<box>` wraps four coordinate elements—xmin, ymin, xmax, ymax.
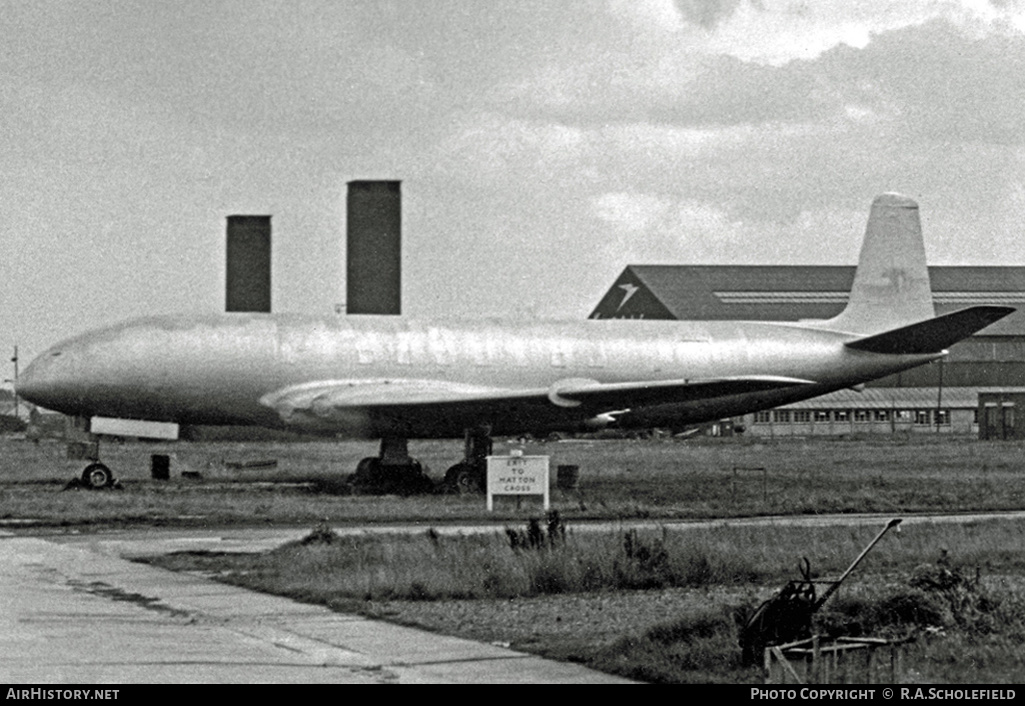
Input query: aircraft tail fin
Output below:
<box><xmin>844</xmin><ymin>306</ymin><xmax>1014</xmax><ymax>355</ymax></box>
<box><xmin>825</xmin><ymin>193</ymin><xmax>934</xmax><ymax>334</ymax></box>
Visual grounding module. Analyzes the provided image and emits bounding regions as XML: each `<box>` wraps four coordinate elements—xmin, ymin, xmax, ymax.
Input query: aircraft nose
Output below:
<box><xmin>16</xmin><ymin>347</ymin><xmax>78</xmax><ymax>413</ymax></box>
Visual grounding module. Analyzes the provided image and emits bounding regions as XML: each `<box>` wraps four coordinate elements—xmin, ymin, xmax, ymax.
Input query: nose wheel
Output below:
<box><xmin>82</xmin><ymin>462</ymin><xmax>114</xmax><ymax>489</ymax></box>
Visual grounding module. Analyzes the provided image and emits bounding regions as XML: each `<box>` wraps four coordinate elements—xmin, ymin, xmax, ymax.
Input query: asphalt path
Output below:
<box><xmin>0</xmin><ymin>526</ymin><xmax>635</xmax><ymax>684</ymax></box>
<box><xmin>4</xmin><ymin>510</ymin><xmax>1024</xmax><ymax>684</ymax></box>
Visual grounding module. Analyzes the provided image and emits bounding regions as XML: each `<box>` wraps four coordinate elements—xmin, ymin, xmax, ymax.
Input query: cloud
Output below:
<box><xmin>848</xmin><ymin>19</ymin><xmax>1025</xmax><ymax>146</ymax></box>
<box><xmin>675</xmin><ymin>0</ymin><xmax>749</xmax><ymax>29</ymax></box>
<box><xmin>461</xmin><ymin>10</ymin><xmax>1025</xmax><ymax>217</ymax></box>
<box><xmin>589</xmin><ymin>190</ymin><xmax>869</xmax><ymax>268</ymax></box>
<box><xmin>429</xmin><ymin>112</ymin><xmax>589</xmax><ymax>191</ymax></box>
<box><xmin>607</xmin><ymin>0</ymin><xmax>686</xmax><ymax>31</ymax></box>
<box><xmin>7</xmin><ymin>1</ymin><xmax>1025</xmax><ymax>357</ymax></box>
<box><xmin>593</xmin><ymin>192</ymin><xmax>673</xmax><ymax>231</ymax></box>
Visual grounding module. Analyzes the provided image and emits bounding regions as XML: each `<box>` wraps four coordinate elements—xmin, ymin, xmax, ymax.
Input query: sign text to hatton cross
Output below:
<box><xmin>486</xmin><ymin>452</ymin><xmax>549</xmax><ymax>511</ymax></box>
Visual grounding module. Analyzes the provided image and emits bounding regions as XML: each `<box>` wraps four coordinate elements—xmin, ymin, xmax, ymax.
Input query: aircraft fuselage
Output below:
<box><xmin>19</xmin><ymin>313</ymin><xmax>940</xmax><ymax>438</ymax></box>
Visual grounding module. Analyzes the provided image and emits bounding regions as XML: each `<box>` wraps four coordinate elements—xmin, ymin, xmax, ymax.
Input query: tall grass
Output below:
<box><xmin>161</xmin><ymin>517</ymin><xmax>1025</xmax><ymax>604</ymax></box>
<box><xmin>205</xmin><ymin>527</ymin><xmax>759</xmax><ymax>603</ymax></box>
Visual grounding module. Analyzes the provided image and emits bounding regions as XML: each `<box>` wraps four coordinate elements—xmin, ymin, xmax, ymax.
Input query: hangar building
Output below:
<box><xmin>590</xmin><ymin>266</ymin><xmax>1025</xmax><ymax>436</ymax></box>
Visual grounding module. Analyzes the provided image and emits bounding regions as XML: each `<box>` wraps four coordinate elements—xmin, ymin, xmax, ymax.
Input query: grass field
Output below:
<box><xmin>5</xmin><ymin>432</ymin><xmax>1025</xmax><ymax>683</ymax></box>
<box><xmin>146</xmin><ymin>516</ymin><xmax>1025</xmax><ymax>684</ymax></box>
<box><xmin>3</xmin><ymin>432</ymin><xmax>1025</xmax><ymax>525</ymax></box>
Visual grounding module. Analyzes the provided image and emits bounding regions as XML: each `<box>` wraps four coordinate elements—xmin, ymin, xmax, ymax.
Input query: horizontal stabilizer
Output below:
<box><xmin>844</xmin><ymin>306</ymin><xmax>1014</xmax><ymax>355</ymax></box>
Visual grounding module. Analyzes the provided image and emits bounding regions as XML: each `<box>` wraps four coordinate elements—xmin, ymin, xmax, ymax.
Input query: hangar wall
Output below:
<box><xmin>591</xmin><ymin>265</ymin><xmax>1025</xmax><ymax>436</ymax></box>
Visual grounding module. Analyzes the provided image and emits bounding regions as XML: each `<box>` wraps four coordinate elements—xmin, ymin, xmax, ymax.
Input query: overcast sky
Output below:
<box><xmin>3</xmin><ymin>0</ymin><xmax>1025</xmax><ymax>372</ymax></box>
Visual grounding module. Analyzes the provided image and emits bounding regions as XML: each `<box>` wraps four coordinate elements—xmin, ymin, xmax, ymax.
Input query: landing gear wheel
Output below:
<box><xmin>349</xmin><ymin>457</ymin><xmax>380</xmax><ymax>493</ymax></box>
<box><xmin>82</xmin><ymin>463</ymin><xmax>113</xmax><ymax>489</ymax></box>
<box><xmin>350</xmin><ymin>457</ymin><xmax>435</xmax><ymax>495</ymax></box>
<box><xmin>443</xmin><ymin>462</ymin><xmax>482</xmax><ymax>494</ymax></box>
<box><xmin>404</xmin><ymin>461</ymin><xmax>436</xmax><ymax>495</ymax></box>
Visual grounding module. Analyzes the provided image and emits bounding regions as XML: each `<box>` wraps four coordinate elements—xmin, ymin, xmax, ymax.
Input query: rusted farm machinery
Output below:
<box><xmin>740</xmin><ymin>518</ymin><xmax>902</xmax><ymax>665</ymax></box>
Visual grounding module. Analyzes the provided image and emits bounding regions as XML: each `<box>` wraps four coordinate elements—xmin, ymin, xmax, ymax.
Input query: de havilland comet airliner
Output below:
<box><xmin>16</xmin><ymin>193</ymin><xmax>1013</xmax><ymax>492</ymax></box>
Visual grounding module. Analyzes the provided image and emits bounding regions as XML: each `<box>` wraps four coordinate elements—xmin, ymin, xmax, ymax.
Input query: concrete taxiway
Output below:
<box><xmin>0</xmin><ymin>529</ymin><xmax>633</xmax><ymax>684</ymax></box>
<box><xmin>7</xmin><ymin>511</ymin><xmax>1024</xmax><ymax>684</ymax></box>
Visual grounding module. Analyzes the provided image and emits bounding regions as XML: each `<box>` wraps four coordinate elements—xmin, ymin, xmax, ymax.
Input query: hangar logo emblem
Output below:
<box><xmin>617</xmin><ymin>283</ymin><xmax>639</xmax><ymax>310</ymax></box>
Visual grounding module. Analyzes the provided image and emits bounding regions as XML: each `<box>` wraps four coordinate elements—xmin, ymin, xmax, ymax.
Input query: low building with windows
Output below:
<box><xmin>748</xmin><ymin>387</ymin><xmax>983</xmax><ymax>437</ymax></box>
<box><xmin>590</xmin><ymin>266</ymin><xmax>1025</xmax><ymax>436</ymax></box>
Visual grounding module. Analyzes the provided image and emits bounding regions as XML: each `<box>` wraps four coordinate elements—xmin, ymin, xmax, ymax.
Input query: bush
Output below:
<box><xmin>819</xmin><ymin>561</ymin><xmax>1013</xmax><ymax>640</ymax></box>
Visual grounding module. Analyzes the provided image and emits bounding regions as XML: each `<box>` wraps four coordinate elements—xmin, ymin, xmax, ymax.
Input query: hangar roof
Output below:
<box><xmin>590</xmin><ymin>266</ymin><xmax>1025</xmax><ymax>336</ymax></box>
<box><xmin>776</xmin><ymin>386</ymin><xmax>1025</xmax><ymax>409</ymax></box>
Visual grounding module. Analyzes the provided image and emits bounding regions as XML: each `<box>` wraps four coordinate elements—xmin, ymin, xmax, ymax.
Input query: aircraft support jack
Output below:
<box><xmin>441</xmin><ymin>426</ymin><xmax>493</xmax><ymax>494</ymax></box>
<box><xmin>349</xmin><ymin>436</ymin><xmax>434</xmax><ymax>495</ymax></box>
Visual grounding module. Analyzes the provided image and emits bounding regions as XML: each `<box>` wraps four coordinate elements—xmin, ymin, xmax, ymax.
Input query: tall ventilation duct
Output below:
<box><xmin>225</xmin><ymin>215</ymin><xmax>272</xmax><ymax>313</ymax></box>
<box><xmin>346</xmin><ymin>180</ymin><xmax>401</xmax><ymax>315</ymax></box>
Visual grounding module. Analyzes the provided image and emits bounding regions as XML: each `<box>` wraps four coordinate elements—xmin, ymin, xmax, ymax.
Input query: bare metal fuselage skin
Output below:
<box><xmin>18</xmin><ymin>313</ymin><xmax>939</xmax><ymax>438</ymax></box>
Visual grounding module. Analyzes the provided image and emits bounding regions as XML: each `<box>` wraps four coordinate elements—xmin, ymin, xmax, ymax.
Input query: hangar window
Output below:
<box><xmin>814</xmin><ymin>410</ymin><xmax>830</xmax><ymax>422</ymax></box>
<box><xmin>773</xmin><ymin>410</ymin><xmax>790</xmax><ymax>423</ymax></box>
<box><xmin>793</xmin><ymin>410</ymin><xmax>810</xmax><ymax>423</ymax></box>
<box><xmin>874</xmin><ymin>409</ymin><xmax>891</xmax><ymax>422</ymax></box>
<box><xmin>914</xmin><ymin>410</ymin><xmax>932</xmax><ymax>425</ymax></box>
<box><xmin>936</xmin><ymin>409</ymin><xmax>950</xmax><ymax>426</ymax></box>
<box><xmin>854</xmin><ymin>409</ymin><xmax>870</xmax><ymax>423</ymax></box>
<box><xmin>754</xmin><ymin>411</ymin><xmax>772</xmax><ymax>424</ymax></box>
<box><xmin>834</xmin><ymin>409</ymin><xmax>850</xmax><ymax>422</ymax></box>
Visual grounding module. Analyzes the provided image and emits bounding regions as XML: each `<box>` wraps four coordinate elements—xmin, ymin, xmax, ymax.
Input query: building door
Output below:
<box><xmin>982</xmin><ymin>401</ymin><xmax>1017</xmax><ymax>440</ymax></box>
<box><xmin>984</xmin><ymin>403</ymin><xmax>1001</xmax><ymax>440</ymax></box>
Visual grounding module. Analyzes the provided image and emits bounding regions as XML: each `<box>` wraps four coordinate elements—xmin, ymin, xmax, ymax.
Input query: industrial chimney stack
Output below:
<box><xmin>225</xmin><ymin>215</ymin><xmax>272</xmax><ymax>313</ymax></box>
<box><xmin>346</xmin><ymin>180</ymin><xmax>401</xmax><ymax>315</ymax></box>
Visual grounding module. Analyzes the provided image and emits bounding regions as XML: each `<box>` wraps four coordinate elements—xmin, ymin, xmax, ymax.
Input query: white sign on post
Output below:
<box><xmin>486</xmin><ymin>453</ymin><xmax>549</xmax><ymax>511</ymax></box>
